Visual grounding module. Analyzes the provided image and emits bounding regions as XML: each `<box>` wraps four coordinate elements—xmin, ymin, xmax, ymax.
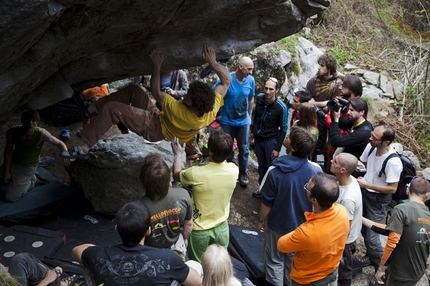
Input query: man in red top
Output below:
<box><xmin>277</xmin><ymin>172</ymin><xmax>349</xmax><ymax>286</ymax></box>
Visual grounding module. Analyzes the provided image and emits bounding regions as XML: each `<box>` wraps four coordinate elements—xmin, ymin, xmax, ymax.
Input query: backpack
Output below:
<box><xmin>368</xmin><ymin>147</ymin><xmax>416</xmax><ymax>201</ymax></box>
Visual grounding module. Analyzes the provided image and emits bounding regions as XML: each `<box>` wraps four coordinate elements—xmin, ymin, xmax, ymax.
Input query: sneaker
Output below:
<box><xmin>358</xmin><ymin>255</ymin><xmax>372</xmax><ymax>267</ymax></box>
<box><xmin>82</xmin><ymin>101</ymin><xmax>97</xmax><ymax>118</ymax></box>
<box><xmin>239</xmin><ymin>174</ymin><xmax>249</xmax><ymax>187</ymax></box>
<box><xmin>252</xmin><ymin>189</ymin><xmax>262</xmax><ymax>198</ymax></box>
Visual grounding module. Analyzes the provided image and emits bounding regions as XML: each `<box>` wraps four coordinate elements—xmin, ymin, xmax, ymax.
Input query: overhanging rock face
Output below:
<box><xmin>0</xmin><ymin>0</ymin><xmax>330</xmax><ymax>123</ymax></box>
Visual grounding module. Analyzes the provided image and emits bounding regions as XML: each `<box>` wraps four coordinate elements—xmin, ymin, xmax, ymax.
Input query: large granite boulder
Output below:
<box><xmin>0</xmin><ymin>0</ymin><xmax>330</xmax><ymax>124</ymax></box>
<box><xmin>69</xmin><ymin>133</ymin><xmax>184</xmax><ymax>214</ymax></box>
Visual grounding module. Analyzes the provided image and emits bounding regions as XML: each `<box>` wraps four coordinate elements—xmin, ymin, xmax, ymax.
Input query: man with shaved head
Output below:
<box><xmin>213</xmin><ymin>56</ymin><xmax>255</xmax><ymax>187</ymax></box>
<box><xmin>331</xmin><ymin>153</ymin><xmax>362</xmax><ymax>286</ymax></box>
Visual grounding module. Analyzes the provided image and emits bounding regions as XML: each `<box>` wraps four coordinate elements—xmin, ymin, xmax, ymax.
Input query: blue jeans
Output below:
<box><xmin>221</xmin><ymin>124</ymin><xmax>249</xmax><ymax>176</ymax></box>
<box><xmin>254</xmin><ymin>137</ymin><xmax>277</xmax><ymax>184</ymax></box>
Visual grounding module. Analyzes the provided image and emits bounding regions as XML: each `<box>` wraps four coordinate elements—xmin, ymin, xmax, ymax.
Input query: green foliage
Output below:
<box><xmin>273</xmin><ymin>35</ymin><xmax>299</xmax><ymax>55</ymax></box>
<box><xmin>415</xmin><ymin>125</ymin><xmax>430</xmax><ymax>165</ymax></box>
<box><xmin>312</xmin><ymin>0</ymin><xmax>430</xmax><ymax>166</ymax></box>
<box><xmin>301</xmin><ymin>32</ymin><xmax>322</xmax><ymax>43</ymax></box>
<box><xmin>249</xmin><ymin>149</ymin><xmax>257</xmax><ymax>161</ymax></box>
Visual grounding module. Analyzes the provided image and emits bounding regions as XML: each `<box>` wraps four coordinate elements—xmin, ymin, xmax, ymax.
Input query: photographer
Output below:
<box><xmin>329</xmin><ymin>97</ymin><xmax>373</xmax><ymax>161</ymax></box>
<box><xmin>326</xmin><ymin>75</ymin><xmax>365</xmax><ymax>171</ymax></box>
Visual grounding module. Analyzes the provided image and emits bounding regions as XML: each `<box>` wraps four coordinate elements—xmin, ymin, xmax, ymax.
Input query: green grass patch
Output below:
<box><xmin>273</xmin><ymin>35</ymin><xmax>299</xmax><ymax>55</ymax></box>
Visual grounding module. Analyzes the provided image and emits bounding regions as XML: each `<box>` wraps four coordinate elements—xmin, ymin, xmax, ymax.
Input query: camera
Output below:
<box><xmin>161</xmin><ymin>87</ymin><xmax>168</xmax><ymax>93</ymax></box>
<box><xmin>357</xmin><ymin>165</ymin><xmax>367</xmax><ymax>173</ymax></box>
<box><xmin>327</xmin><ymin>98</ymin><xmax>349</xmax><ymax>113</ymax></box>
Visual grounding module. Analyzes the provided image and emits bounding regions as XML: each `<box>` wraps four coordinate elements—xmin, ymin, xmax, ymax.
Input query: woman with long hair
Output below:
<box><xmin>201</xmin><ymin>244</ymin><xmax>241</xmax><ymax>286</ymax></box>
<box><xmin>294</xmin><ymin>102</ymin><xmax>319</xmax><ymax>140</ymax></box>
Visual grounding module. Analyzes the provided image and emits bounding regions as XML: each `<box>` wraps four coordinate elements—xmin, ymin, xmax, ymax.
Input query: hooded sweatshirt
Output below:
<box><xmin>260</xmin><ymin>155</ymin><xmax>322</xmax><ymax>234</ymax></box>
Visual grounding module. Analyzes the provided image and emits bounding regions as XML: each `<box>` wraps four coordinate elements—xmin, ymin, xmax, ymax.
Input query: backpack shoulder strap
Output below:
<box><xmin>368</xmin><ymin>146</ymin><xmax>375</xmax><ymax>157</ymax></box>
<box><xmin>378</xmin><ymin>152</ymin><xmax>400</xmax><ymax>177</ymax></box>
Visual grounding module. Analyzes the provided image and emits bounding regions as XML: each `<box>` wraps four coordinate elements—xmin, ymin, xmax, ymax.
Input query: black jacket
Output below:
<box><xmin>329</xmin><ymin>119</ymin><xmax>373</xmax><ymax>159</ymax></box>
<box><xmin>251</xmin><ymin>93</ymin><xmax>288</xmax><ymax>152</ymax></box>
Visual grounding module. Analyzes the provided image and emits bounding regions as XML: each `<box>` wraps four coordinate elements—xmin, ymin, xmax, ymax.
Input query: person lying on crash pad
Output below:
<box><xmin>0</xmin><ymin>252</ymin><xmax>78</xmax><ymax>286</ymax></box>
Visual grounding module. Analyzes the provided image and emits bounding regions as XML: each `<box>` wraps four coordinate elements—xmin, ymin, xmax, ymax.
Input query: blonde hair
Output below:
<box><xmin>201</xmin><ymin>244</ymin><xmax>241</xmax><ymax>286</ymax></box>
<box><xmin>0</xmin><ymin>273</ymin><xmax>19</xmax><ymax>286</ymax></box>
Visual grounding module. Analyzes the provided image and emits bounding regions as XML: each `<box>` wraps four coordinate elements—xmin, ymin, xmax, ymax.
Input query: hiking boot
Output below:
<box><xmin>358</xmin><ymin>255</ymin><xmax>372</xmax><ymax>267</ymax></box>
<box><xmin>252</xmin><ymin>189</ymin><xmax>262</xmax><ymax>198</ymax></box>
<box><xmin>239</xmin><ymin>174</ymin><xmax>249</xmax><ymax>187</ymax></box>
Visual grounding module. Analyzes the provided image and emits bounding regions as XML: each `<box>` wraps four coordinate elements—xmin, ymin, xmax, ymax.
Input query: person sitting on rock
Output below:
<box><xmin>140</xmin><ymin>153</ymin><xmax>193</xmax><ymax>260</ymax></box>
<box><xmin>62</xmin><ymin>45</ymin><xmax>231</xmax><ymax>159</ymax></box>
<box><xmin>0</xmin><ymin>109</ymin><xmax>69</xmax><ymax>202</ymax></box>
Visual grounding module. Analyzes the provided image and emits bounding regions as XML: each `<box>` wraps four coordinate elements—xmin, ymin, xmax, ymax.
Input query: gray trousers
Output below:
<box><xmin>361</xmin><ymin>189</ymin><xmax>392</xmax><ymax>267</ymax></box>
<box><xmin>264</xmin><ymin>227</ymin><xmax>294</xmax><ymax>286</ymax></box>
<box><xmin>8</xmin><ymin>252</ymin><xmax>60</xmax><ymax>286</ymax></box>
<box><xmin>0</xmin><ymin>162</ymin><xmax>37</xmax><ymax>202</ymax></box>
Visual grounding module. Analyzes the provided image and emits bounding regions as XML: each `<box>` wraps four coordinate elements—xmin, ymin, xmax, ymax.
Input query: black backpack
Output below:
<box><xmin>368</xmin><ymin>147</ymin><xmax>416</xmax><ymax>201</ymax></box>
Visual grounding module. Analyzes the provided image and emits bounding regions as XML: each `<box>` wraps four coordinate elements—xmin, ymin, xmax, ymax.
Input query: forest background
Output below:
<box><xmin>287</xmin><ymin>0</ymin><xmax>430</xmax><ymax>168</ymax></box>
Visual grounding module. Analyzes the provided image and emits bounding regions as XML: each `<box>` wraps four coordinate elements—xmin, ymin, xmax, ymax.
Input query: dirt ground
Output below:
<box><xmin>1</xmin><ymin>110</ymin><xmax>428</xmax><ymax>286</ymax></box>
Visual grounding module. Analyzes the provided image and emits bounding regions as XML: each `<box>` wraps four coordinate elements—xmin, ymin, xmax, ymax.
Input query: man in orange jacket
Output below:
<box><xmin>277</xmin><ymin>172</ymin><xmax>349</xmax><ymax>286</ymax></box>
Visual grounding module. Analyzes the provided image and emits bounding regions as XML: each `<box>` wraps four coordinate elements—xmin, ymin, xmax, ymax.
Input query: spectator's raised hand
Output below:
<box><xmin>171</xmin><ymin>137</ymin><xmax>185</xmax><ymax>157</ymax></box>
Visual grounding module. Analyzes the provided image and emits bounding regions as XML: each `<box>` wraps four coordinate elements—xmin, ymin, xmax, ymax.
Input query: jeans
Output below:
<box><xmin>338</xmin><ymin>242</ymin><xmax>356</xmax><ymax>286</ymax></box>
<box><xmin>220</xmin><ymin>124</ymin><xmax>249</xmax><ymax>176</ymax></box>
<box><xmin>254</xmin><ymin>137</ymin><xmax>277</xmax><ymax>184</ymax></box>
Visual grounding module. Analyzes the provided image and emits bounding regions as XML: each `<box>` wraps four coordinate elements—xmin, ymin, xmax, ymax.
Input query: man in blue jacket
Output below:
<box><xmin>256</xmin><ymin>126</ymin><xmax>322</xmax><ymax>286</ymax></box>
<box><xmin>250</xmin><ymin>77</ymin><xmax>288</xmax><ymax>198</ymax></box>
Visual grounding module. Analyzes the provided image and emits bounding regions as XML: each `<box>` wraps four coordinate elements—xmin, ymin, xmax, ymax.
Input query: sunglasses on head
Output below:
<box><xmin>407</xmin><ymin>176</ymin><xmax>430</xmax><ymax>194</ymax></box>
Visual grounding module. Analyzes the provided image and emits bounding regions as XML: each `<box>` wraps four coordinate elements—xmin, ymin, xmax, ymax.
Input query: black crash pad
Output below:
<box><xmin>229</xmin><ymin>224</ymin><xmax>265</xmax><ymax>282</ymax></box>
<box><xmin>38</xmin><ymin>207</ymin><xmax>118</xmax><ymax>262</ymax></box>
<box><xmin>0</xmin><ymin>225</ymin><xmax>65</xmax><ymax>267</ymax></box>
<box><xmin>0</xmin><ymin>167</ymin><xmax>77</xmax><ymax>225</ymax></box>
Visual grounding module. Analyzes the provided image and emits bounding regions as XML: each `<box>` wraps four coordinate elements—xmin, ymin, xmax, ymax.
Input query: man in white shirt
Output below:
<box><xmin>357</xmin><ymin>124</ymin><xmax>403</xmax><ymax>271</ymax></box>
